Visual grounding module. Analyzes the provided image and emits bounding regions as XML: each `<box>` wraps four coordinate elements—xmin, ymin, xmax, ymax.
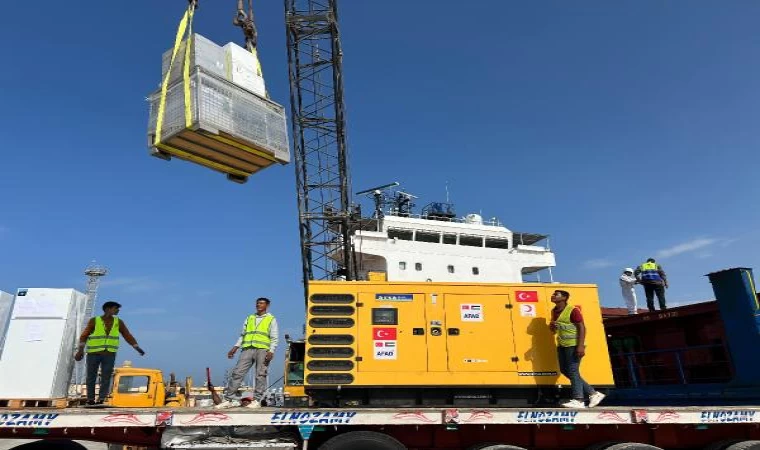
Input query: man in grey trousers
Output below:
<box><xmin>216</xmin><ymin>297</ymin><xmax>279</xmax><ymax>409</ymax></box>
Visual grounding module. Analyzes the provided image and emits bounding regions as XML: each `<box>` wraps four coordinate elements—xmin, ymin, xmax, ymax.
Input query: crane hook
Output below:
<box><xmin>233</xmin><ymin>0</ymin><xmax>258</xmax><ymax>51</ymax></box>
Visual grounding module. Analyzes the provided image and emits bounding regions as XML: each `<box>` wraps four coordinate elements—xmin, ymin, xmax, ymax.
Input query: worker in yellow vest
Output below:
<box><xmin>549</xmin><ymin>290</ymin><xmax>605</xmax><ymax>409</ymax></box>
<box><xmin>634</xmin><ymin>258</ymin><xmax>668</xmax><ymax>312</ymax></box>
<box><xmin>216</xmin><ymin>297</ymin><xmax>279</xmax><ymax>409</ymax></box>
<box><xmin>74</xmin><ymin>301</ymin><xmax>145</xmax><ymax>405</ymax></box>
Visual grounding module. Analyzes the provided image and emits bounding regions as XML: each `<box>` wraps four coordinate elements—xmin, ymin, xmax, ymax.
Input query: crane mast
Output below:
<box><xmin>284</xmin><ymin>0</ymin><xmax>356</xmax><ymax>302</ymax></box>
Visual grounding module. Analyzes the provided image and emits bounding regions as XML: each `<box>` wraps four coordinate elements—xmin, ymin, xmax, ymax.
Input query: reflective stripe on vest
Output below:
<box><xmin>242</xmin><ymin>314</ymin><xmax>274</xmax><ymax>350</ymax></box>
<box><xmin>87</xmin><ymin>316</ymin><xmax>120</xmax><ymax>353</ymax></box>
<box><xmin>639</xmin><ymin>262</ymin><xmax>663</xmax><ymax>282</ymax></box>
<box><xmin>556</xmin><ymin>306</ymin><xmax>578</xmax><ymax>347</ymax></box>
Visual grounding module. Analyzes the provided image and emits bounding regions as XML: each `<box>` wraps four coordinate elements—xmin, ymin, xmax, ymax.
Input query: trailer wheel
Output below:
<box><xmin>704</xmin><ymin>440</ymin><xmax>742</xmax><ymax>450</ymax></box>
<box><xmin>605</xmin><ymin>444</ymin><xmax>663</xmax><ymax>450</ymax></box>
<box><xmin>11</xmin><ymin>440</ymin><xmax>88</xmax><ymax>450</ymax></box>
<box><xmin>318</xmin><ymin>431</ymin><xmax>406</xmax><ymax>450</ymax></box>
<box><xmin>724</xmin><ymin>441</ymin><xmax>760</xmax><ymax>450</ymax></box>
<box><xmin>468</xmin><ymin>444</ymin><xmax>527</xmax><ymax>450</ymax></box>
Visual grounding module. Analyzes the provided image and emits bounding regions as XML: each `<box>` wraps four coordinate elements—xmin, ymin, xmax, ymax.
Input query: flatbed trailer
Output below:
<box><xmin>2</xmin><ymin>406</ymin><xmax>759</xmax><ymax>450</ymax></box>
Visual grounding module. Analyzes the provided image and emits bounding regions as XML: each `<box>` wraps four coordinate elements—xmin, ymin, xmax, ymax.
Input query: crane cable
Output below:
<box><xmin>233</xmin><ymin>0</ymin><xmax>264</xmax><ymax>78</ymax></box>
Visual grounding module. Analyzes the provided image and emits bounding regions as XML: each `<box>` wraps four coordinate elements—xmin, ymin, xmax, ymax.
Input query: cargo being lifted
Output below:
<box><xmin>146</xmin><ymin>5</ymin><xmax>289</xmax><ymax>184</ymax></box>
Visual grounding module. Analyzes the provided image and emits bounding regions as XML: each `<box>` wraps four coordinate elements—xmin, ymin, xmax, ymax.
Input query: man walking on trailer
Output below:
<box><xmin>549</xmin><ymin>290</ymin><xmax>605</xmax><ymax>409</ymax></box>
<box><xmin>75</xmin><ymin>301</ymin><xmax>145</xmax><ymax>405</ymax></box>
<box><xmin>217</xmin><ymin>297</ymin><xmax>279</xmax><ymax>409</ymax></box>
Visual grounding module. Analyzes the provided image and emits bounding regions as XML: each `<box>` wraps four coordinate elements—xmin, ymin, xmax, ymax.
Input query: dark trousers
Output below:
<box><xmin>557</xmin><ymin>346</ymin><xmax>594</xmax><ymax>400</ymax></box>
<box><xmin>643</xmin><ymin>284</ymin><xmax>667</xmax><ymax>312</ymax></box>
<box><xmin>86</xmin><ymin>353</ymin><xmax>116</xmax><ymax>402</ymax></box>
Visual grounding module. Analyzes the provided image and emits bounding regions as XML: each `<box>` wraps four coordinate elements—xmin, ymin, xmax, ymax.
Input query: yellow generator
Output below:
<box><xmin>292</xmin><ymin>281</ymin><xmax>613</xmax><ymax>407</ymax></box>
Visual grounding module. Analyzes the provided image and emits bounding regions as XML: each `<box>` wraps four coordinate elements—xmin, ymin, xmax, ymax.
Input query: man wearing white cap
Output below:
<box><xmin>620</xmin><ymin>268</ymin><xmax>638</xmax><ymax>315</ymax></box>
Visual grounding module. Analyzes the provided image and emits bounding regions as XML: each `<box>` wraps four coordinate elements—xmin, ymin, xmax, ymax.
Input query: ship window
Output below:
<box><xmin>448</xmin><ymin>265</ymin><xmax>455</xmax><ymax>274</ymax></box>
<box><xmin>443</xmin><ymin>233</ymin><xmax>457</xmax><ymax>245</ymax></box>
<box><xmin>472</xmin><ymin>267</ymin><xmax>480</xmax><ymax>275</ymax></box>
<box><xmin>485</xmin><ymin>238</ymin><xmax>510</xmax><ymax>249</ymax></box>
<box><xmin>415</xmin><ymin>230</ymin><xmax>440</xmax><ymax>243</ymax></box>
<box><xmin>399</xmin><ymin>261</ymin><xmax>407</xmax><ymax>270</ymax></box>
<box><xmin>388</xmin><ymin>228</ymin><xmax>413</xmax><ymax>241</ymax></box>
<box><xmin>415</xmin><ymin>263</ymin><xmax>423</xmax><ymax>271</ymax></box>
<box><xmin>460</xmin><ymin>235</ymin><xmax>484</xmax><ymax>247</ymax></box>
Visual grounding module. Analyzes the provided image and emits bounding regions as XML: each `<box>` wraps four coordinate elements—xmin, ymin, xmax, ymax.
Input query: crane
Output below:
<box><xmin>233</xmin><ymin>0</ymin><xmax>357</xmax><ymax>303</ymax></box>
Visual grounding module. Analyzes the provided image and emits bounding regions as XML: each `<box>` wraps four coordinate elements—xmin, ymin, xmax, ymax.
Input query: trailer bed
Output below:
<box><xmin>2</xmin><ymin>406</ymin><xmax>759</xmax><ymax>428</ymax></box>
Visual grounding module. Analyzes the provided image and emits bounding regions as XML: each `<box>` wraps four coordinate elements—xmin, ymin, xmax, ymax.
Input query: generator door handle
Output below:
<box><xmin>447</xmin><ymin>328</ymin><xmax>460</xmax><ymax>336</ymax></box>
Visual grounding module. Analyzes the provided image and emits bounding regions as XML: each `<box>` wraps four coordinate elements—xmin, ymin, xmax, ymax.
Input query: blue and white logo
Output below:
<box><xmin>376</xmin><ymin>294</ymin><xmax>413</xmax><ymax>302</ymax></box>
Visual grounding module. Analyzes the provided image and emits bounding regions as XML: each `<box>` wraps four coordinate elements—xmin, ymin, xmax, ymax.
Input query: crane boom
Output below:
<box><xmin>284</xmin><ymin>0</ymin><xmax>355</xmax><ymax>303</ymax></box>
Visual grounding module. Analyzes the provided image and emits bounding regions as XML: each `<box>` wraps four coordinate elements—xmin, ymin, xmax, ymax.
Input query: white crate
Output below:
<box><xmin>0</xmin><ymin>291</ymin><xmax>13</xmax><ymax>358</ymax></box>
<box><xmin>224</xmin><ymin>42</ymin><xmax>267</xmax><ymax>98</ymax></box>
<box><xmin>161</xmin><ymin>33</ymin><xmax>226</xmax><ymax>87</ymax></box>
<box><xmin>0</xmin><ymin>288</ymin><xmax>88</xmax><ymax>399</ymax></box>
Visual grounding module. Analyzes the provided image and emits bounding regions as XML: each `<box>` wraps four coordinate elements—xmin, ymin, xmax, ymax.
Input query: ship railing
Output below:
<box><xmin>610</xmin><ymin>344</ymin><xmax>733</xmax><ymax>388</ymax></box>
<box><xmin>384</xmin><ymin>209</ymin><xmax>504</xmax><ymax>227</ymax></box>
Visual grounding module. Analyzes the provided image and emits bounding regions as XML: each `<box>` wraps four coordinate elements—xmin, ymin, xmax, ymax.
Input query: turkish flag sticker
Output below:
<box><xmin>515</xmin><ymin>291</ymin><xmax>539</xmax><ymax>302</ymax></box>
<box><xmin>373</xmin><ymin>327</ymin><xmax>397</xmax><ymax>340</ymax></box>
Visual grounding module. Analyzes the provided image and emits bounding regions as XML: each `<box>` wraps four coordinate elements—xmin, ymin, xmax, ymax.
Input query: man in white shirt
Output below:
<box><xmin>620</xmin><ymin>268</ymin><xmax>638</xmax><ymax>315</ymax></box>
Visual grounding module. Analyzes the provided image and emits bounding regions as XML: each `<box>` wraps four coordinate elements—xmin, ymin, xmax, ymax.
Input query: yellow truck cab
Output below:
<box><xmin>107</xmin><ymin>363</ymin><xmax>189</xmax><ymax>408</ymax></box>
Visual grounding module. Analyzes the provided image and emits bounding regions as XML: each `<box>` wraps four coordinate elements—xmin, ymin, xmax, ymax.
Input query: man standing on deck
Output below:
<box><xmin>549</xmin><ymin>290</ymin><xmax>605</xmax><ymax>409</ymax></box>
<box><xmin>216</xmin><ymin>297</ymin><xmax>279</xmax><ymax>409</ymax></box>
<box><xmin>74</xmin><ymin>301</ymin><xmax>145</xmax><ymax>405</ymax></box>
<box><xmin>635</xmin><ymin>258</ymin><xmax>668</xmax><ymax>312</ymax></box>
<box><xmin>620</xmin><ymin>268</ymin><xmax>638</xmax><ymax>315</ymax></box>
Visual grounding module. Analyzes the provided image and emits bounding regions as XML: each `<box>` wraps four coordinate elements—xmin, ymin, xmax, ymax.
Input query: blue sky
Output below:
<box><xmin>1</xmin><ymin>1</ymin><xmax>760</xmax><ymax>382</ymax></box>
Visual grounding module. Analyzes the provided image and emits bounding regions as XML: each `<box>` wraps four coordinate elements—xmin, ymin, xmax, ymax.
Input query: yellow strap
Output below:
<box><xmin>183</xmin><ymin>7</ymin><xmax>195</xmax><ymax>128</ymax></box>
<box><xmin>250</xmin><ymin>47</ymin><xmax>264</xmax><ymax>78</ymax></box>
<box><xmin>155</xmin><ymin>5</ymin><xmax>195</xmax><ymax>146</ymax></box>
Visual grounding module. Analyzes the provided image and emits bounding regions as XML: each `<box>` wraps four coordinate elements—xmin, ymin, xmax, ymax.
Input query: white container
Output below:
<box><xmin>162</xmin><ymin>33</ymin><xmax>226</xmax><ymax>87</ymax></box>
<box><xmin>0</xmin><ymin>290</ymin><xmax>14</xmax><ymax>358</ymax></box>
<box><xmin>223</xmin><ymin>42</ymin><xmax>267</xmax><ymax>98</ymax></box>
<box><xmin>0</xmin><ymin>288</ymin><xmax>88</xmax><ymax>399</ymax></box>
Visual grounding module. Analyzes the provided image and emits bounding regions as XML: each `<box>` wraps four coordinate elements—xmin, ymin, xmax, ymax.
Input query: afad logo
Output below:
<box><xmin>515</xmin><ymin>291</ymin><xmax>538</xmax><ymax>302</ymax></box>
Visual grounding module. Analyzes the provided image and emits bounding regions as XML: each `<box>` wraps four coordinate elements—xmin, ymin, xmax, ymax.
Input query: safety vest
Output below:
<box><xmin>87</xmin><ymin>317</ymin><xmax>120</xmax><ymax>353</ymax></box>
<box><xmin>639</xmin><ymin>262</ymin><xmax>663</xmax><ymax>282</ymax></box>
<box><xmin>242</xmin><ymin>314</ymin><xmax>274</xmax><ymax>350</ymax></box>
<box><xmin>556</xmin><ymin>305</ymin><xmax>579</xmax><ymax>347</ymax></box>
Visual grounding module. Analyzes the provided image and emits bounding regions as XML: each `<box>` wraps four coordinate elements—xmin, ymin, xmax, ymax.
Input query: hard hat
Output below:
<box><xmin>624</xmin><ymin>268</ymin><xmax>634</xmax><ymax>273</ymax></box>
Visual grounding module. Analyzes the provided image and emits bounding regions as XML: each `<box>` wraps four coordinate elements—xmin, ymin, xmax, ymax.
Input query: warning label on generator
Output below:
<box><xmin>372</xmin><ymin>327</ymin><xmax>397</xmax><ymax>360</ymax></box>
<box><xmin>460</xmin><ymin>304</ymin><xmax>483</xmax><ymax>322</ymax></box>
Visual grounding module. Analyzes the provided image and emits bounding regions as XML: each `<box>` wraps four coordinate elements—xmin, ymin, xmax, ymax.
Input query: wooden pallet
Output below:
<box><xmin>0</xmin><ymin>398</ymin><xmax>69</xmax><ymax>409</ymax></box>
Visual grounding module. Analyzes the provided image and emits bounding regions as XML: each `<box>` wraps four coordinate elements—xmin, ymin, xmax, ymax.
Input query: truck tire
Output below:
<box><xmin>725</xmin><ymin>442</ymin><xmax>760</xmax><ymax>450</ymax></box>
<box><xmin>468</xmin><ymin>445</ymin><xmax>527</xmax><ymax>450</ymax></box>
<box><xmin>11</xmin><ymin>440</ymin><xmax>88</xmax><ymax>450</ymax></box>
<box><xmin>318</xmin><ymin>431</ymin><xmax>406</xmax><ymax>450</ymax></box>
<box><xmin>704</xmin><ymin>440</ymin><xmax>742</xmax><ymax>450</ymax></box>
<box><xmin>605</xmin><ymin>444</ymin><xmax>663</xmax><ymax>450</ymax></box>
